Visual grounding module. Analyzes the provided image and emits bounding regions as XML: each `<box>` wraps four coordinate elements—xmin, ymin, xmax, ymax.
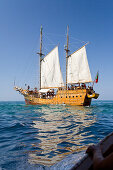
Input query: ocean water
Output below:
<box><xmin>0</xmin><ymin>100</ymin><xmax>113</xmax><ymax>170</ymax></box>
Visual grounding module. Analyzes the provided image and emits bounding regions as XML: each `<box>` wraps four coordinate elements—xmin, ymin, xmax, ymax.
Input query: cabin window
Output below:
<box><xmin>61</xmin><ymin>96</ymin><xmax>62</xmax><ymax>98</ymax></box>
<box><xmin>80</xmin><ymin>95</ymin><xmax>82</xmax><ymax>97</ymax></box>
<box><xmin>66</xmin><ymin>96</ymin><xmax>67</xmax><ymax>98</ymax></box>
<box><xmin>73</xmin><ymin>96</ymin><xmax>74</xmax><ymax>98</ymax></box>
<box><xmin>76</xmin><ymin>96</ymin><xmax>78</xmax><ymax>97</ymax></box>
<box><xmin>69</xmin><ymin>96</ymin><xmax>71</xmax><ymax>98</ymax></box>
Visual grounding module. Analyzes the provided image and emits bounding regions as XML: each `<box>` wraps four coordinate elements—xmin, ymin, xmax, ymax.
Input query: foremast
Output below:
<box><xmin>37</xmin><ymin>25</ymin><xmax>43</xmax><ymax>90</ymax></box>
<box><xmin>65</xmin><ymin>25</ymin><xmax>70</xmax><ymax>90</ymax></box>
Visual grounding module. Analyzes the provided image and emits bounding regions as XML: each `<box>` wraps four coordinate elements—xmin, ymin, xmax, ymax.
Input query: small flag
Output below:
<box><xmin>95</xmin><ymin>72</ymin><xmax>99</xmax><ymax>83</ymax></box>
<box><xmin>93</xmin><ymin>71</ymin><xmax>99</xmax><ymax>86</ymax></box>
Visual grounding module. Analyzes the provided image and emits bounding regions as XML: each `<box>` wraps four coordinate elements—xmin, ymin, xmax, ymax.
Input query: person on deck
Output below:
<box><xmin>27</xmin><ymin>85</ymin><xmax>30</xmax><ymax>91</ymax></box>
<box><xmin>84</xmin><ymin>83</ymin><xmax>86</xmax><ymax>89</ymax></box>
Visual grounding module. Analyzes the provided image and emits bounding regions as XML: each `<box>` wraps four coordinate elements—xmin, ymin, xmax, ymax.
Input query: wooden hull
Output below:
<box><xmin>24</xmin><ymin>89</ymin><xmax>92</xmax><ymax>106</ymax></box>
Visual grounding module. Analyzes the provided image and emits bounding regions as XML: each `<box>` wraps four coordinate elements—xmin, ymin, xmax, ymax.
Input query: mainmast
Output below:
<box><xmin>37</xmin><ymin>25</ymin><xmax>43</xmax><ymax>89</ymax></box>
<box><xmin>65</xmin><ymin>25</ymin><xmax>69</xmax><ymax>90</ymax></box>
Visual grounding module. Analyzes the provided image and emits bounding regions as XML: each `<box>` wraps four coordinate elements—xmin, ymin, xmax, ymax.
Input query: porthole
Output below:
<box><xmin>73</xmin><ymin>96</ymin><xmax>74</xmax><ymax>98</ymax></box>
<box><xmin>76</xmin><ymin>96</ymin><xmax>78</xmax><ymax>97</ymax></box>
<box><xmin>69</xmin><ymin>96</ymin><xmax>71</xmax><ymax>98</ymax></box>
<box><xmin>66</xmin><ymin>96</ymin><xmax>67</xmax><ymax>98</ymax></box>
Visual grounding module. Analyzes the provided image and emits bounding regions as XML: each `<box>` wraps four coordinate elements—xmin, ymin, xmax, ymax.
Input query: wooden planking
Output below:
<box><xmin>24</xmin><ymin>89</ymin><xmax>89</xmax><ymax>106</ymax></box>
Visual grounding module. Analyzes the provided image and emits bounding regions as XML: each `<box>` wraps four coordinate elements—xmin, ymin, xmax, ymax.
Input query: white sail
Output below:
<box><xmin>41</xmin><ymin>46</ymin><xmax>64</xmax><ymax>88</ymax></box>
<box><xmin>67</xmin><ymin>46</ymin><xmax>92</xmax><ymax>84</ymax></box>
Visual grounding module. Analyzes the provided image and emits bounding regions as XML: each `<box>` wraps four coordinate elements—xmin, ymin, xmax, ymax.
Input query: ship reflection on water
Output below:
<box><xmin>28</xmin><ymin>105</ymin><xmax>96</xmax><ymax>166</ymax></box>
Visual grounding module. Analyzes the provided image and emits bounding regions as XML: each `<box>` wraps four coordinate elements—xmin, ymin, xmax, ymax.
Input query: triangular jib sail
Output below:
<box><xmin>67</xmin><ymin>46</ymin><xmax>92</xmax><ymax>84</ymax></box>
<box><xmin>41</xmin><ymin>46</ymin><xmax>64</xmax><ymax>88</ymax></box>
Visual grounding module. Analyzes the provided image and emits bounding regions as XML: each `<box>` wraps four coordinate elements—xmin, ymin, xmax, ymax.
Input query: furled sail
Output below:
<box><xmin>67</xmin><ymin>46</ymin><xmax>92</xmax><ymax>84</ymax></box>
<box><xmin>41</xmin><ymin>46</ymin><xmax>64</xmax><ymax>88</ymax></box>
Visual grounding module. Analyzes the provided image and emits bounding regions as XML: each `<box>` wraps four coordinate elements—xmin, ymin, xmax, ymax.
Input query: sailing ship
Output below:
<box><xmin>14</xmin><ymin>26</ymin><xmax>99</xmax><ymax>106</ymax></box>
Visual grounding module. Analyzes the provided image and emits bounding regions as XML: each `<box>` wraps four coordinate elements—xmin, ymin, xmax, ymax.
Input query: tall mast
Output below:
<box><xmin>65</xmin><ymin>25</ymin><xmax>69</xmax><ymax>90</ymax></box>
<box><xmin>40</xmin><ymin>25</ymin><xmax>43</xmax><ymax>89</ymax></box>
<box><xmin>37</xmin><ymin>25</ymin><xmax>43</xmax><ymax>89</ymax></box>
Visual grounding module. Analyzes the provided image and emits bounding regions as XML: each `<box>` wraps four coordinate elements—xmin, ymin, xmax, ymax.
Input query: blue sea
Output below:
<box><xmin>0</xmin><ymin>101</ymin><xmax>113</xmax><ymax>170</ymax></box>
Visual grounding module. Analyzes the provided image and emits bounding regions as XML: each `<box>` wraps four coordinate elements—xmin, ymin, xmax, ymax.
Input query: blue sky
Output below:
<box><xmin>0</xmin><ymin>0</ymin><xmax>113</xmax><ymax>101</ymax></box>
